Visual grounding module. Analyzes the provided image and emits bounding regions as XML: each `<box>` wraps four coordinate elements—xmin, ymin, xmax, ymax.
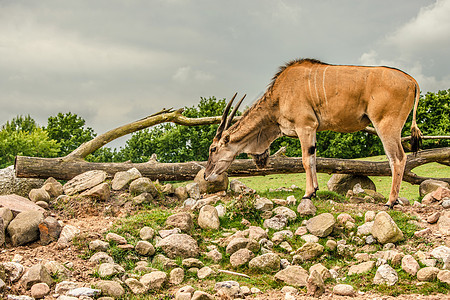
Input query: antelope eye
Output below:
<box><xmin>210</xmin><ymin>147</ymin><xmax>217</xmax><ymax>153</ymax></box>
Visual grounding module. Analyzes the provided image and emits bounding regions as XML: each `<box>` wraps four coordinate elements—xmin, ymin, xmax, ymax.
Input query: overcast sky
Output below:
<box><xmin>1</xmin><ymin>0</ymin><xmax>449</xmax><ymax>147</ymax></box>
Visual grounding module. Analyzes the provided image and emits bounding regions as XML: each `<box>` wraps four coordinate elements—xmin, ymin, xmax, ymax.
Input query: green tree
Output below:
<box><xmin>0</xmin><ymin>122</ymin><xmax>60</xmax><ymax>168</ymax></box>
<box><xmin>1</xmin><ymin>115</ymin><xmax>38</xmax><ymax>133</ymax></box>
<box><xmin>45</xmin><ymin>112</ymin><xmax>96</xmax><ymax>156</ymax></box>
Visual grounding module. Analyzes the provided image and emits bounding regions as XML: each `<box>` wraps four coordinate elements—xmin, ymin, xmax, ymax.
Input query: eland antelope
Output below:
<box><xmin>204</xmin><ymin>59</ymin><xmax>422</xmax><ymax>208</ymax></box>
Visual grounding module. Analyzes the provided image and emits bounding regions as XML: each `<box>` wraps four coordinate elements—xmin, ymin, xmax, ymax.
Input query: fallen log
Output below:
<box><xmin>15</xmin><ymin>147</ymin><xmax>450</xmax><ymax>184</ymax></box>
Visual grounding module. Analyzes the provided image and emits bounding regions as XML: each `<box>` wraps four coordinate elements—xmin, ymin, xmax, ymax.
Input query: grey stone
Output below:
<box><xmin>30</xmin><ymin>282</ymin><xmax>50</xmax><ymax>299</ymax></box>
<box><xmin>229</xmin><ymin>180</ymin><xmax>254</xmax><ymax>194</ymax></box>
<box><xmin>192</xmin><ymin>290</ymin><xmax>214</xmax><ymax>300</ymax></box>
<box><xmin>263</xmin><ymin>214</ymin><xmax>288</xmax><ymax>230</ymax></box>
<box><xmin>438</xmin><ymin>211</ymin><xmax>450</xmax><ymax>235</ymax></box>
<box><xmin>89</xmin><ymin>239</ymin><xmax>109</xmax><ymax>251</ymax></box>
<box><xmin>169</xmin><ymin>268</ymin><xmax>184</xmax><ymax>285</ymax></box>
<box><xmin>194</xmin><ymin>168</ymin><xmax>228</xmax><ymax>194</ymax></box>
<box><xmin>401</xmin><ymin>255</ymin><xmax>420</xmax><ymax>276</ymax></box>
<box><xmin>89</xmin><ymin>252</ymin><xmax>114</xmax><ymax>264</ymax></box>
<box><xmin>273</xmin><ymin>206</ymin><xmax>296</xmax><ymax>221</ymax></box>
<box><xmin>417</xmin><ymin>267</ymin><xmax>440</xmax><ymax>281</ymax></box>
<box><xmin>2</xmin><ymin>262</ymin><xmax>24</xmax><ymax>282</ymax></box>
<box><xmin>7</xmin><ymin>210</ymin><xmax>44</xmax><ymax>246</ymax></box>
<box><xmin>166</xmin><ymin>212</ymin><xmax>194</xmax><ymax>232</ymax></box>
<box><xmin>95</xmin><ymin>280</ymin><xmax>125</xmax><ymax>298</ymax></box>
<box><xmin>430</xmin><ymin>246</ymin><xmax>450</xmax><ymax>262</ymax></box>
<box><xmin>139</xmin><ymin>226</ymin><xmax>155</xmax><ymax>241</ymax></box>
<box><xmin>28</xmin><ymin>188</ymin><xmax>50</xmax><ymax>203</ymax></box>
<box><xmin>44</xmin><ymin>261</ymin><xmax>71</xmax><ymax>281</ymax></box>
<box><xmin>419</xmin><ymin>179</ymin><xmax>449</xmax><ymax>197</ymax></box>
<box><xmin>206</xmin><ymin>249</ymin><xmax>222</xmax><ymax>263</ymax></box>
<box><xmin>42</xmin><ymin>177</ymin><xmax>63</xmax><ymax>198</ymax></box>
<box><xmin>81</xmin><ymin>183</ymin><xmax>110</xmax><ymax>201</ymax></box>
<box><xmin>254</xmin><ymin>198</ymin><xmax>273</xmax><ymax>211</ymax></box>
<box><xmin>125</xmin><ymin>278</ymin><xmax>147</xmax><ymax>294</ymax></box>
<box><xmin>226</xmin><ymin>237</ymin><xmax>259</xmax><ymax>255</ymax></box>
<box><xmin>327</xmin><ymin>174</ymin><xmax>376</xmax><ymax>195</ymax></box>
<box><xmin>111</xmin><ymin>168</ymin><xmax>141</xmax><ymax>190</ymax></box>
<box><xmin>197</xmin><ymin>266</ymin><xmax>214</xmax><ymax>279</ymax></box>
<box><xmin>373</xmin><ymin>264</ymin><xmax>398</xmax><ymax>286</ymax></box>
<box><xmin>357</xmin><ymin>221</ymin><xmax>374</xmax><ymax>236</ymax></box>
<box><xmin>98</xmin><ymin>263</ymin><xmax>125</xmax><ymax>278</ymax></box>
<box><xmin>371</xmin><ymin>212</ymin><xmax>403</xmax><ymax>244</ymax></box>
<box><xmin>38</xmin><ymin>216</ymin><xmax>62</xmax><ymax>245</ymax></box>
<box><xmin>230</xmin><ymin>248</ymin><xmax>255</xmax><ymax>267</ymax></box>
<box><xmin>20</xmin><ymin>264</ymin><xmax>53</xmax><ymax>290</ymax></box>
<box><xmin>140</xmin><ymin>271</ymin><xmax>167</xmax><ymax>290</ymax></box>
<box><xmin>294</xmin><ymin>242</ymin><xmax>324</xmax><ymax>262</ymax></box>
<box><xmin>348</xmin><ymin>261</ymin><xmax>375</xmax><ymax>275</ymax></box>
<box><xmin>215</xmin><ymin>204</ymin><xmax>226</xmax><ymax>217</ymax></box>
<box><xmin>129</xmin><ymin>177</ymin><xmax>158</xmax><ymax>197</ymax></box>
<box><xmin>156</xmin><ymin>233</ymin><xmax>199</xmax><ymax>258</ymax></box>
<box><xmin>54</xmin><ymin>281</ymin><xmax>80</xmax><ymax>295</ymax></box>
<box><xmin>0</xmin><ymin>194</ymin><xmax>45</xmax><ymax>215</ymax></box>
<box><xmin>437</xmin><ymin>270</ymin><xmax>450</xmax><ymax>284</ymax></box>
<box><xmin>274</xmin><ymin>265</ymin><xmax>308</xmax><ymax>287</ymax></box>
<box><xmin>306</xmin><ymin>269</ymin><xmax>325</xmax><ymax>297</ymax></box>
<box><xmin>198</xmin><ymin>205</ymin><xmax>220</xmax><ymax>230</ymax></box>
<box><xmin>174</xmin><ymin>186</ymin><xmax>188</xmax><ymax>201</ymax></box>
<box><xmin>182</xmin><ymin>258</ymin><xmax>204</xmax><ymax>268</ymax></box>
<box><xmin>215</xmin><ymin>281</ymin><xmax>242</xmax><ymax>298</ymax></box>
<box><xmin>185</xmin><ymin>182</ymin><xmax>200</xmax><ymax>200</ymax></box>
<box><xmin>105</xmin><ymin>232</ymin><xmax>127</xmax><ymax>244</ymax></box>
<box><xmin>306</xmin><ymin>213</ymin><xmax>336</xmax><ymax>237</ymax></box>
<box><xmin>309</xmin><ymin>263</ymin><xmax>331</xmax><ymax>281</ymax></box>
<box><xmin>63</xmin><ymin>170</ymin><xmax>107</xmax><ymax>195</ymax></box>
<box><xmin>271</xmin><ymin>230</ymin><xmax>293</xmax><ymax>245</ymax></box>
<box><xmin>0</xmin><ymin>165</ymin><xmax>44</xmax><ymax>197</ymax></box>
<box><xmin>133</xmin><ymin>192</ymin><xmax>153</xmax><ymax>204</ymax></box>
<box><xmin>297</xmin><ymin>198</ymin><xmax>317</xmax><ymax>216</ymax></box>
<box><xmin>0</xmin><ymin>218</ymin><xmax>5</xmax><ymax>246</ymax></box>
<box><xmin>0</xmin><ymin>207</ymin><xmax>13</xmax><ymax>227</ymax></box>
<box><xmin>135</xmin><ymin>240</ymin><xmax>155</xmax><ymax>256</ymax></box>
<box><xmin>248</xmin><ymin>253</ymin><xmax>281</xmax><ymax>273</ymax></box>
<box><xmin>57</xmin><ymin>225</ymin><xmax>80</xmax><ymax>244</ymax></box>
<box><xmin>333</xmin><ymin>284</ymin><xmax>354</xmax><ymax>296</ymax></box>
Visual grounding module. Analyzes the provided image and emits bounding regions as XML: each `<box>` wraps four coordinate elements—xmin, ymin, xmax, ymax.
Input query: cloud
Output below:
<box><xmin>172</xmin><ymin>66</ymin><xmax>214</xmax><ymax>83</ymax></box>
<box><xmin>359</xmin><ymin>0</ymin><xmax>450</xmax><ymax>93</ymax></box>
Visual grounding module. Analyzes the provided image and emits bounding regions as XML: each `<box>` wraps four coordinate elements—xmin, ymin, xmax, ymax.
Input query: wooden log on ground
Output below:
<box><xmin>15</xmin><ymin>147</ymin><xmax>450</xmax><ymax>184</ymax></box>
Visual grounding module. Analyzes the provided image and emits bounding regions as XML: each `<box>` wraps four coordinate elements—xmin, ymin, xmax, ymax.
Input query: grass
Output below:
<box><xmin>233</xmin><ymin>154</ymin><xmax>450</xmax><ymax>201</ymax></box>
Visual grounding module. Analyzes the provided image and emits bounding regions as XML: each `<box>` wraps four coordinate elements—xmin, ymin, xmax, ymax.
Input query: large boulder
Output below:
<box><xmin>0</xmin><ymin>166</ymin><xmax>44</xmax><ymax>197</ymax></box>
<box><xmin>0</xmin><ymin>194</ymin><xmax>45</xmax><ymax>215</ymax></box>
<box><xmin>198</xmin><ymin>205</ymin><xmax>220</xmax><ymax>230</ymax></box>
<box><xmin>371</xmin><ymin>212</ymin><xmax>404</xmax><ymax>244</ymax></box>
<box><xmin>7</xmin><ymin>210</ymin><xmax>44</xmax><ymax>246</ymax></box>
<box><xmin>327</xmin><ymin>174</ymin><xmax>376</xmax><ymax>195</ymax></box>
<box><xmin>63</xmin><ymin>170</ymin><xmax>107</xmax><ymax>195</ymax></box>
<box><xmin>419</xmin><ymin>179</ymin><xmax>449</xmax><ymax>197</ymax></box>
<box><xmin>156</xmin><ymin>234</ymin><xmax>199</xmax><ymax>259</ymax></box>
<box><xmin>194</xmin><ymin>169</ymin><xmax>228</xmax><ymax>194</ymax></box>
<box><xmin>111</xmin><ymin>168</ymin><xmax>141</xmax><ymax>190</ymax></box>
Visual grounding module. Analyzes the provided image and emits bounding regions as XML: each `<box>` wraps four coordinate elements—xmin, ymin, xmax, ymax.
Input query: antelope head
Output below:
<box><xmin>204</xmin><ymin>93</ymin><xmax>245</xmax><ymax>181</ymax></box>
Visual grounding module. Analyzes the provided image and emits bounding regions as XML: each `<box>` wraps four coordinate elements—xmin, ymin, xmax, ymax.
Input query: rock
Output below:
<box><xmin>125</xmin><ymin>278</ymin><xmax>147</xmax><ymax>294</ymax></box>
<box><xmin>326</xmin><ymin>239</ymin><xmax>337</xmax><ymax>251</ymax></box>
<box><xmin>175</xmin><ymin>186</ymin><xmax>188</xmax><ymax>201</ymax></box>
<box><xmin>271</xmin><ymin>230</ymin><xmax>293</xmax><ymax>245</ymax></box>
<box><xmin>437</xmin><ymin>270</ymin><xmax>450</xmax><ymax>284</ymax></box>
<box><xmin>7</xmin><ymin>210</ymin><xmax>44</xmax><ymax>246</ymax></box>
<box><xmin>6</xmin><ymin>295</ymin><xmax>34</xmax><ymax>300</ymax></box>
<box><xmin>160</xmin><ymin>228</ymin><xmax>182</xmax><ymax>238</ymax></box>
<box><xmin>20</xmin><ymin>264</ymin><xmax>53</xmax><ymax>290</ymax></box>
<box><xmin>0</xmin><ymin>165</ymin><xmax>45</xmax><ymax>197</ymax></box>
<box><xmin>0</xmin><ymin>194</ymin><xmax>45</xmax><ymax>215</ymax></box>
<box><xmin>30</xmin><ymin>282</ymin><xmax>50</xmax><ymax>299</ymax></box>
<box><xmin>129</xmin><ymin>177</ymin><xmax>158</xmax><ymax>197</ymax></box>
<box><xmin>274</xmin><ymin>265</ymin><xmax>308</xmax><ymax>287</ymax></box>
<box><xmin>166</xmin><ymin>212</ymin><xmax>194</xmax><ymax>232</ymax></box>
<box><xmin>185</xmin><ymin>182</ymin><xmax>200</xmax><ymax>200</ymax></box>
<box><xmin>2</xmin><ymin>262</ymin><xmax>24</xmax><ymax>282</ymax></box>
<box><xmin>401</xmin><ymin>255</ymin><xmax>420</xmax><ymax>276</ymax></box>
<box><xmin>348</xmin><ymin>261</ymin><xmax>375</xmax><ymax>275</ymax></box>
<box><xmin>206</xmin><ymin>249</ymin><xmax>222</xmax><ymax>263</ymax></box>
<box><xmin>230</xmin><ymin>248</ymin><xmax>255</xmax><ymax>267</ymax></box>
<box><xmin>294</xmin><ymin>242</ymin><xmax>324</xmax><ymax>261</ymax></box>
<box><xmin>254</xmin><ymin>198</ymin><xmax>273</xmax><ymax>211</ymax></box>
<box><xmin>98</xmin><ymin>263</ymin><xmax>125</xmax><ymax>278</ymax></box>
<box><xmin>427</xmin><ymin>212</ymin><xmax>441</xmax><ymax>224</ymax></box>
<box><xmin>333</xmin><ymin>284</ymin><xmax>354</xmax><ymax>296</ymax></box>
<box><xmin>182</xmin><ymin>258</ymin><xmax>204</xmax><ymax>268</ymax></box>
<box><xmin>337</xmin><ymin>213</ymin><xmax>355</xmax><ymax>225</ymax></box>
<box><xmin>169</xmin><ymin>268</ymin><xmax>184</xmax><ymax>285</ymax></box>
<box><xmin>194</xmin><ymin>168</ymin><xmax>228</xmax><ymax>194</ymax></box>
<box><xmin>106</xmin><ymin>232</ymin><xmax>127</xmax><ymax>244</ymax></box>
<box><xmin>135</xmin><ymin>240</ymin><xmax>155</xmax><ymax>256</ymax></box>
<box><xmin>296</xmin><ymin>198</ymin><xmax>316</xmax><ymax>216</ymax></box>
<box><xmin>152</xmin><ymin>254</ymin><xmax>177</xmax><ymax>269</ymax></box>
<box><xmin>197</xmin><ymin>266</ymin><xmax>214</xmax><ymax>279</ymax></box>
<box><xmin>192</xmin><ymin>290</ymin><xmax>214</xmax><ymax>300</ymax></box>
<box><xmin>273</xmin><ymin>206</ymin><xmax>297</xmax><ymax>221</ymax></box>
<box><xmin>54</xmin><ymin>281</ymin><xmax>80</xmax><ymax>295</ymax></box>
<box><xmin>38</xmin><ymin>216</ymin><xmax>62</xmax><ymax>245</ymax></box>
<box><xmin>432</xmin><ymin>186</ymin><xmax>450</xmax><ymax>201</ymax></box>
<box><xmin>438</xmin><ymin>211</ymin><xmax>450</xmax><ymax>235</ymax></box>
<box><xmin>89</xmin><ymin>239</ymin><xmax>109</xmax><ymax>252</ymax></box>
<box><xmin>156</xmin><ymin>233</ymin><xmax>199</xmax><ymax>258</ymax></box>
<box><xmin>140</xmin><ymin>271</ymin><xmax>167</xmax><ymax>290</ymax></box>
<box><xmin>263</xmin><ymin>214</ymin><xmax>288</xmax><ymax>230</ymax></box>
<box><xmin>226</xmin><ymin>237</ymin><xmax>259</xmax><ymax>255</ymax></box>
<box><xmin>215</xmin><ymin>281</ymin><xmax>242</xmax><ymax>298</ymax></box>
<box><xmin>248</xmin><ymin>253</ymin><xmax>280</xmax><ymax>273</ymax></box>
<box><xmin>294</xmin><ymin>226</ymin><xmax>308</xmax><ymax>236</ymax></box>
<box><xmin>430</xmin><ymin>246</ymin><xmax>450</xmax><ymax>262</ymax></box>
<box><xmin>373</xmin><ymin>264</ymin><xmax>398</xmax><ymax>286</ymax></box>
<box><xmin>327</xmin><ymin>174</ymin><xmax>376</xmax><ymax>195</ymax></box>
<box><xmin>81</xmin><ymin>183</ymin><xmax>110</xmax><ymax>201</ymax></box>
<box><xmin>306</xmin><ymin>213</ymin><xmax>336</xmax><ymax>237</ymax></box>
<box><xmin>0</xmin><ymin>218</ymin><xmax>4</xmax><ymax>246</ymax></box>
<box><xmin>307</xmin><ymin>270</ymin><xmax>325</xmax><ymax>297</ymax></box>
<box><xmin>198</xmin><ymin>205</ymin><xmax>220</xmax><ymax>230</ymax></box>
<box><xmin>95</xmin><ymin>280</ymin><xmax>125</xmax><ymax>298</ymax></box>
<box><xmin>133</xmin><ymin>192</ymin><xmax>153</xmax><ymax>204</ymax></box>
<box><xmin>357</xmin><ymin>221</ymin><xmax>374</xmax><ymax>236</ymax></box>
<box><xmin>0</xmin><ymin>207</ymin><xmax>13</xmax><ymax>227</ymax></box>
<box><xmin>419</xmin><ymin>179</ymin><xmax>449</xmax><ymax>197</ymax></box>
<box><xmin>309</xmin><ymin>263</ymin><xmax>331</xmax><ymax>281</ymax></box>
<box><xmin>42</xmin><ymin>177</ymin><xmax>63</xmax><ymax>197</ymax></box>
<box><xmin>112</xmin><ymin>168</ymin><xmax>141</xmax><ymax>190</ymax></box>
<box><xmin>371</xmin><ymin>212</ymin><xmax>403</xmax><ymax>244</ymax></box>
<box><xmin>63</xmin><ymin>170</ymin><xmax>107</xmax><ymax>195</ymax></box>
<box><xmin>58</xmin><ymin>225</ymin><xmax>80</xmax><ymax>244</ymax></box>
<box><xmin>443</xmin><ymin>199</ymin><xmax>450</xmax><ymax>208</ymax></box>
<box><xmin>89</xmin><ymin>252</ymin><xmax>114</xmax><ymax>264</ymax></box>
<box><xmin>248</xmin><ymin>226</ymin><xmax>268</xmax><ymax>241</ymax></box>
<box><xmin>139</xmin><ymin>226</ymin><xmax>155</xmax><ymax>241</ymax></box>
<box><xmin>229</xmin><ymin>180</ymin><xmax>254</xmax><ymax>194</ymax></box>
<box><xmin>44</xmin><ymin>261</ymin><xmax>71</xmax><ymax>281</ymax></box>
<box><xmin>28</xmin><ymin>188</ymin><xmax>50</xmax><ymax>203</ymax></box>
<box><xmin>417</xmin><ymin>267</ymin><xmax>440</xmax><ymax>281</ymax></box>
<box><xmin>67</xmin><ymin>287</ymin><xmax>101</xmax><ymax>297</ymax></box>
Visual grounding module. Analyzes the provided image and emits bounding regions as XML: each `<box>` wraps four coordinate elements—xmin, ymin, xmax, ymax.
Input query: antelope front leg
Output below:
<box><xmin>298</xmin><ymin>128</ymin><xmax>319</xmax><ymax>199</ymax></box>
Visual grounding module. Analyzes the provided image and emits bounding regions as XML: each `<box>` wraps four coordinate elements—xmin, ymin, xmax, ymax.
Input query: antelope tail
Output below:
<box><xmin>410</xmin><ymin>83</ymin><xmax>423</xmax><ymax>154</ymax></box>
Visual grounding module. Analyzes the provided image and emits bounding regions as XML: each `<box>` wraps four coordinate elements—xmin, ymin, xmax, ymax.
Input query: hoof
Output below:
<box><xmin>384</xmin><ymin>199</ymin><xmax>399</xmax><ymax>209</ymax></box>
<box><xmin>302</xmin><ymin>189</ymin><xmax>318</xmax><ymax>200</ymax></box>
